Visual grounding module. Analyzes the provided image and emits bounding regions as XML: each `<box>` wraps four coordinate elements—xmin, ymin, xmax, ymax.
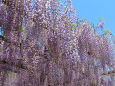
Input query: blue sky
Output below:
<box><xmin>72</xmin><ymin>0</ymin><xmax>115</xmax><ymax>35</ymax></box>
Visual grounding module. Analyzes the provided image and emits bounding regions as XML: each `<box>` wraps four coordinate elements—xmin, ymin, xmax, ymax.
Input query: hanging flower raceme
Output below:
<box><xmin>0</xmin><ymin>0</ymin><xmax>114</xmax><ymax>86</ymax></box>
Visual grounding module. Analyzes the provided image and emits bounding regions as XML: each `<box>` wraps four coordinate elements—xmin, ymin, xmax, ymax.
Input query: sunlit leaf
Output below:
<box><xmin>71</xmin><ymin>23</ymin><xmax>76</xmax><ymax>26</ymax></box>
<box><xmin>60</xmin><ymin>68</ymin><xmax>63</xmax><ymax>73</ymax></box>
<box><xmin>103</xmin><ymin>29</ymin><xmax>109</xmax><ymax>35</ymax></box>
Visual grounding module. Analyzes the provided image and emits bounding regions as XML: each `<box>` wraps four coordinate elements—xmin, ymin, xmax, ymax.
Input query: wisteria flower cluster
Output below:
<box><xmin>0</xmin><ymin>0</ymin><xmax>115</xmax><ymax>86</ymax></box>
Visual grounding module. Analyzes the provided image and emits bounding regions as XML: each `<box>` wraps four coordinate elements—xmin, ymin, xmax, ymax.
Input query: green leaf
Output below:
<box><xmin>71</xmin><ymin>23</ymin><xmax>76</xmax><ymax>26</ymax></box>
<box><xmin>70</xmin><ymin>23</ymin><xmax>76</xmax><ymax>30</ymax></box>
<box><xmin>98</xmin><ymin>16</ymin><xmax>103</xmax><ymax>21</ymax></box>
<box><xmin>14</xmin><ymin>25</ymin><xmax>23</xmax><ymax>32</ymax></box>
<box><xmin>103</xmin><ymin>29</ymin><xmax>109</xmax><ymax>35</ymax></box>
<box><xmin>60</xmin><ymin>68</ymin><xmax>63</xmax><ymax>73</ymax></box>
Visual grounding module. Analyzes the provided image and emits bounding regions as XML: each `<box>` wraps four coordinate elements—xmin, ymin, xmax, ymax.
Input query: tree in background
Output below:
<box><xmin>0</xmin><ymin>0</ymin><xmax>115</xmax><ymax>86</ymax></box>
